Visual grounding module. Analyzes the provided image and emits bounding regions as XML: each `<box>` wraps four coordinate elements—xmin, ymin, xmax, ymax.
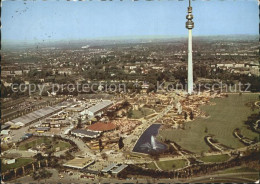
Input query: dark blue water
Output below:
<box><xmin>133</xmin><ymin>124</ymin><xmax>167</xmax><ymax>154</ymax></box>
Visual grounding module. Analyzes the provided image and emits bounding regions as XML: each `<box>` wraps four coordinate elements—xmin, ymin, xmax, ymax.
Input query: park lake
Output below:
<box><xmin>133</xmin><ymin>124</ymin><xmax>168</xmax><ymax>154</ymax></box>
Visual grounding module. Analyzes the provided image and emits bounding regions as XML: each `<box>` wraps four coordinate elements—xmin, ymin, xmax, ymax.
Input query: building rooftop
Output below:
<box><xmin>101</xmin><ymin>163</ymin><xmax>118</xmax><ymax>173</ymax></box>
<box><xmin>7</xmin><ymin>102</ymin><xmax>70</xmax><ymax>126</ymax></box>
<box><xmin>71</xmin><ymin>129</ymin><xmax>100</xmax><ymax>137</ymax></box>
<box><xmin>86</xmin><ymin>100</ymin><xmax>113</xmax><ymax>114</ymax></box>
<box><xmin>1</xmin><ymin>130</ymin><xmax>10</xmax><ymax>135</ymax></box>
<box><xmin>63</xmin><ymin>157</ymin><xmax>94</xmax><ymax>169</ymax></box>
<box><xmin>1</xmin><ymin>124</ymin><xmax>11</xmax><ymax>130</ymax></box>
<box><xmin>87</xmin><ymin>122</ymin><xmax>116</xmax><ymax>132</ymax></box>
<box><xmin>36</xmin><ymin>127</ymin><xmax>50</xmax><ymax>131</ymax></box>
<box><xmin>111</xmin><ymin>164</ymin><xmax>128</xmax><ymax>174</ymax></box>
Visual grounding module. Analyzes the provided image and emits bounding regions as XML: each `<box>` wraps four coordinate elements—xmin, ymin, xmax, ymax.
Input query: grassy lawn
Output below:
<box><xmin>215</xmin><ymin>166</ymin><xmax>260</xmax><ymax>181</ymax></box>
<box><xmin>1</xmin><ymin>158</ymin><xmax>34</xmax><ymax>172</ymax></box>
<box><xmin>52</xmin><ymin>141</ymin><xmax>71</xmax><ymax>151</ymax></box>
<box><xmin>146</xmin><ymin>162</ymin><xmax>157</xmax><ymax>170</ymax></box>
<box><xmin>18</xmin><ymin>137</ymin><xmax>71</xmax><ymax>152</ymax></box>
<box><xmin>128</xmin><ymin>107</ymin><xmax>154</xmax><ymax>119</ymax></box>
<box><xmin>217</xmin><ymin>166</ymin><xmax>259</xmax><ymax>174</ymax></box>
<box><xmin>19</xmin><ymin>137</ymin><xmax>51</xmax><ymax>150</ymax></box>
<box><xmin>157</xmin><ymin>159</ymin><xmax>187</xmax><ymax>171</ymax></box>
<box><xmin>199</xmin><ymin>154</ymin><xmax>230</xmax><ymax>163</ymax></box>
<box><xmin>159</xmin><ymin>94</ymin><xmax>260</xmax><ymax>154</ymax></box>
<box><xmin>147</xmin><ymin>159</ymin><xmax>187</xmax><ymax>171</ymax></box>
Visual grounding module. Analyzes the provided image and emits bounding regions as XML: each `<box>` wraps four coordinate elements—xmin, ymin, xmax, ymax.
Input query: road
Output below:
<box><xmin>9</xmin><ymin>169</ymin><xmax>258</xmax><ymax>184</ymax></box>
<box><xmin>35</xmin><ymin>124</ymin><xmax>95</xmax><ymax>158</ymax></box>
<box><xmin>2</xmin><ymin>149</ymin><xmax>36</xmax><ymax>158</ymax></box>
<box><xmin>186</xmin><ymin>172</ymin><xmax>258</xmax><ymax>183</ymax></box>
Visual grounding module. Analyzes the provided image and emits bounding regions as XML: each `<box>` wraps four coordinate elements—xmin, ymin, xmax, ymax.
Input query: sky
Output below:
<box><xmin>2</xmin><ymin>0</ymin><xmax>259</xmax><ymax>43</ymax></box>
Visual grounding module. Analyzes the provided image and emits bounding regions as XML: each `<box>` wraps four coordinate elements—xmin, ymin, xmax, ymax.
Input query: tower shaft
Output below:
<box><xmin>188</xmin><ymin>29</ymin><xmax>193</xmax><ymax>94</ymax></box>
<box><xmin>186</xmin><ymin>0</ymin><xmax>194</xmax><ymax>94</ymax></box>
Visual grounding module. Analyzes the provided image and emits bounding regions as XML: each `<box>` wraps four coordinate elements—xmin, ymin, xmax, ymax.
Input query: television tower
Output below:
<box><xmin>186</xmin><ymin>0</ymin><xmax>194</xmax><ymax>94</ymax></box>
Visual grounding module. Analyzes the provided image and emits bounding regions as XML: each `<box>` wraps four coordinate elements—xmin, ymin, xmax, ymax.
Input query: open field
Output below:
<box><xmin>147</xmin><ymin>159</ymin><xmax>187</xmax><ymax>171</ymax></box>
<box><xmin>18</xmin><ymin>137</ymin><xmax>71</xmax><ymax>152</ymax></box>
<box><xmin>1</xmin><ymin>158</ymin><xmax>34</xmax><ymax>172</ymax></box>
<box><xmin>199</xmin><ymin>154</ymin><xmax>230</xmax><ymax>163</ymax></box>
<box><xmin>146</xmin><ymin>162</ymin><xmax>157</xmax><ymax>170</ymax></box>
<box><xmin>159</xmin><ymin>93</ymin><xmax>260</xmax><ymax>154</ymax></box>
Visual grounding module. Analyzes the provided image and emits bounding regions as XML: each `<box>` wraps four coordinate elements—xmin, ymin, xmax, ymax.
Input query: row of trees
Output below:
<box><xmin>119</xmin><ymin>149</ymin><xmax>260</xmax><ymax>179</ymax></box>
<box><xmin>184</xmin><ymin>111</ymin><xmax>194</xmax><ymax>120</ymax></box>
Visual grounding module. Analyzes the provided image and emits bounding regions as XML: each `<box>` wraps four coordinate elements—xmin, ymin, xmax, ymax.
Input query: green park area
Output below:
<box><xmin>18</xmin><ymin>136</ymin><xmax>71</xmax><ymax>152</ymax></box>
<box><xmin>128</xmin><ymin>107</ymin><xmax>154</xmax><ymax>119</ymax></box>
<box><xmin>217</xmin><ymin>166</ymin><xmax>259</xmax><ymax>174</ymax></box>
<box><xmin>216</xmin><ymin>166</ymin><xmax>260</xmax><ymax>181</ymax></box>
<box><xmin>147</xmin><ymin>159</ymin><xmax>187</xmax><ymax>171</ymax></box>
<box><xmin>199</xmin><ymin>154</ymin><xmax>230</xmax><ymax>163</ymax></box>
<box><xmin>1</xmin><ymin>158</ymin><xmax>34</xmax><ymax>172</ymax></box>
<box><xmin>159</xmin><ymin>93</ymin><xmax>260</xmax><ymax>154</ymax></box>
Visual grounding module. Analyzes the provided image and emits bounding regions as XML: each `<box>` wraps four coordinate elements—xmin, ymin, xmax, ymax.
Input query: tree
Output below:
<box><xmin>149</xmin><ymin>151</ymin><xmax>159</xmax><ymax>161</ymax></box>
<box><xmin>204</xmin><ymin>127</ymin><xmax>208</xmax><ymax>133</ymax></box>
<box><xmin>118</xmin><ymin>137</ymin><xmax>124</xmax><ymax>149</ymax></box>
<box><xmin>34</xmin><ymin>153</ymin><xmax>44</xmax><ymax>160</ymax></box>
<box><xmin>184</xmin><ymin>112</ymin><xmax>188</xmax><ymax>120</ymax></box>
<box><xmin>77</xmin><ymin>117</ymin><xmax>82</xmax><ymax>129</ymax></box>
<box><xmin>190</xmin><ymin>111</ymin><xmax>194</xmax><ymax>120</ymax></box>
<box><xmin>101</xmin><ymin>153</ymin><xmax>108</xmax><ymax>160</ymax></box>
<box><xmin>127</xmin><ymin>110</ymin><xmax>133</xmax><ymax>118</ymax></box>
<box><xmin>200</xmin><ymin>151</ymin><xmax>206</xmax><ymax>157</ymax></box>
<box><xmin>253</xmin><ymin>137</ymin><xmax>258</xmax><ymax>143</ymax></box>
<box><xmin>32</xmin><ymin>168</ymin><xmax>52</xmax><ymax>181</ymax></box>
<box><xmin>169</xmin><ymin>145</ymin><xmax>175</xmax><ymax>154</ymax></box>
<box><xmin>24</xmin><ymin>143</ymin><xmax>30</xmax><ymax>150</ymax></box>
<box><xmin>99</xmin><ymin>139</ymin><xmax>103</xmax><ymax>152</ymax></box>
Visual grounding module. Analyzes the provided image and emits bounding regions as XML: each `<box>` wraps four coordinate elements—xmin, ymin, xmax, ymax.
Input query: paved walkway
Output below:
<box><xmin>153</xmin><ymin>161</ymin><xmax>162</xmax><ymax>171</ymax></box>
<box><xmin>2</xmin><ymin>149</ymin><xmax>36</xmax><ymax>158</ymax></box>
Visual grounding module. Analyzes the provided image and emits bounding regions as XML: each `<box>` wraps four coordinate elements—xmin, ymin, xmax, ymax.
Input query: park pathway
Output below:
<box><xmin>153</xmin><ymin>161</ymin><xmax>162</xmax><ymax>171</ymax></box>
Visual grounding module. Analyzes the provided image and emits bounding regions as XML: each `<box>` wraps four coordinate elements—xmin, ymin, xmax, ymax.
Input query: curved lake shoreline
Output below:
<box><xmin>133</xmin><ymin>124</ymin><xmax>167</xmax><ymax>154</ymax></box>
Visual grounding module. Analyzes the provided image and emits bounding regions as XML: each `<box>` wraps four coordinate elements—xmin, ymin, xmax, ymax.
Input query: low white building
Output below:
<box><xmin>3</xmin><ymin>159</ymin><xmax>16</xmax><ymax>165</ymax></box>
<box><xmin>0</xmin><ymin>130</ymin><xmax>10</xmax><ymax>136</ymax></box>
<box><xmin>82</xmin><ymin>100</ymin><xmax>113</xmax><ymax>117</ymax></box>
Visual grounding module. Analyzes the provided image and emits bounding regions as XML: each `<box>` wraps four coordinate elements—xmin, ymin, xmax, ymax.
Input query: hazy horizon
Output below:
<box><xmin>2</xmin><ymin>34</ymin><xmax>258</xmax><ymax>50</ymax></box>
<box><xmin>2</xmin><ymin>0</ymin><xmax>258</xmax><ymax>44</ymax></box>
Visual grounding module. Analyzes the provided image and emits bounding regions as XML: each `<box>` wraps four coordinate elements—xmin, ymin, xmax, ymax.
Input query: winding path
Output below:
<box><xmin>153</xmin><ymin>161</ymin><xmax>162</xmax><ymax>171</ymax></box>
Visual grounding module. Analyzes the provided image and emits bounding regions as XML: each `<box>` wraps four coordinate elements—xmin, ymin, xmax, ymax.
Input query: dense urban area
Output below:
<box><xmin>1</xmin><ymin>36</ymin><xmax>260</xmax><ymax>183</ymax></box>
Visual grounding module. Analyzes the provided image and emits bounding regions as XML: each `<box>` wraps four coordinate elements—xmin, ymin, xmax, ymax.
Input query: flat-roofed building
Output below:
<box><xmin>1</xmin><ymin>130</ymin><xmax>10</xmax><ymax>136</ymax></box>
<box><xmin>83</xmin><ymin>100</ymin><xmax>113</xmax><ymax>117</ymax></box>
<box><xmin>7</xmin><ymin>102</ymin><xmax>70</xmax><ymax>126</ymax></box>
<box><xmin>36</xmin><ymin>127</ymin><xmax>50</xmax><ymax>133</ymax></box>
<box><xmin>63</xmin><ymin>157</ymin><xmax>94</xmax><ymax>169</ymax></box>
<box><xmin>111</xmin><ymin>164</ymin><xmax>128</xmax><ymax>175</ymax></box>
<box><xmin>71</xmin><ymin>129</ymin><xmax>100</xmax><ymax>139</ymax></box>
<box><xmin>41</xmin><ymin>122</ymin><xmax>50</xmax><ymax>127</ymax></box>
<box><xmin>101</xmin><ymin>163</ymin><xmax>118</xmax><ymax>173</ymax></box>
<box><xmin>1</xmin><ymin>124</ymin><xmax>11</xmax><ymax>130</ymax></box>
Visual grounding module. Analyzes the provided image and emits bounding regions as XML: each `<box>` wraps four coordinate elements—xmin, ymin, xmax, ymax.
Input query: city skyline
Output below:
<box><xmin>1</xmin><ymin>1</ymin><xmax>260</xmax><ymax>182</ymax></box>
<box><xmin>2</xmin><ymin>0</ymin><xmax>259</xmax><ymax>43</ymax></box>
